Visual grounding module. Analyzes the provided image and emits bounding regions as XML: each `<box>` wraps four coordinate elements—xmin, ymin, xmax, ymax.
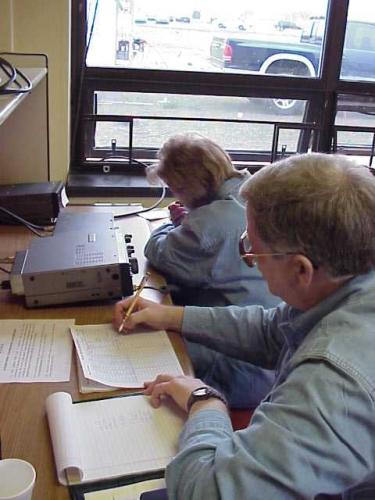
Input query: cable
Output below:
<box><xmin>0</xmin><ymin>56</ymin><xmax>32</xmax><ymax>94</ymax></box>
<box><xmin>72</xmin><ymin>0</ymin><xmax>99</xmax><ymax>159</ymax></box>
<box><xmin>0</xmin><ymin>57</ymin><xmax>15</xmax><ymax>89</ymax></box>
<box><xmin>68</xmin><ymin>153</ymin><xmax>166</xmax><ymax>217</ymax></box>
<box><xmin>100</xmin><ymin>156</ymin><xmax>149</xmax><ymax>169</ymax></box>
<box><xmin>0</xmin><ymin>256</ymin><xmax>15</xmax><ymax>264</ymax></box>
<box><xmin>114</xmin><ymin>184</ymin><xmax>166</xmax><ymax>219</ymax></box>
<box><xmin>101</xmin><ymin>157</ymin><xmax>166</xmax><ymax>218</ymax></box>
<box><xmin>0</xmin><ymin>206</ymin><xmax>51</xmax><ymax>230</ymax></box>
<box><xmin>143</xmin><ymin>284</ymin><xmax>181</xmax><ymax>295</ymax></box>
<box><xmin>0</xmin><ymin>266</ymin><xmax>11</xmax><ymax>274</ymax></box>
<box><xmin>91</xmin><ymin>155</ymin><xmax>168</xmax><ymax>218</ymax></box>
<box><xmin>0</xmin><ymin>206</ymin><xmax>53</xmax><ymax>237</ymax></box>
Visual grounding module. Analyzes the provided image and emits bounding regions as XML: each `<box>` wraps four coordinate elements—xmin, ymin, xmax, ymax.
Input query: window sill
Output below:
<box><xmin>66</xmin><ymin>173</ymin><xmax>163</xmax><ymax>198</ymax></box>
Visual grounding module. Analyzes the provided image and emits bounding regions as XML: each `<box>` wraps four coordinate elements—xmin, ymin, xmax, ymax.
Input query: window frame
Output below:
<box><xmin>70</xmin><ymin>0</ymin><xmax>375</xmax><ymax>190</ymax></box>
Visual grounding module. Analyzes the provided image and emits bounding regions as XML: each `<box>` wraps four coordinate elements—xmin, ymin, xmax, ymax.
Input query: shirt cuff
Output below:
<box><xmin>180</xmin><ymin>408</ymin><xmax>233</xmax><ymax>447</ymax></box>
<box><xmin>182</xmin><ymin>306</ymin><xmax>208</xmax><ymax>334</ymax></box>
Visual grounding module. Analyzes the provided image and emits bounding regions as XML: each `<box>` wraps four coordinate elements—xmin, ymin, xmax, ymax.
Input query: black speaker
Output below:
<box><xmin>0</xmin><ymin>181</ymin><xmax>66</xmax><ymax>225</ymax></box>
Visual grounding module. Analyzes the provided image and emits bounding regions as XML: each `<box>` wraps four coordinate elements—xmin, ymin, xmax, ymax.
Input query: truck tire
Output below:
<box><xmin>265</xmin><ymin>60</ymin><xmax>311</xmax><ymax>115</ymax></box>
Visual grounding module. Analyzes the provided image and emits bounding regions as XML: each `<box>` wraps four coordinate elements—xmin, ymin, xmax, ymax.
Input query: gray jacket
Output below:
<box><xmin>144</xmin><ymin>175</ymin><xmax>280</xmax><ymax>307</ymax></box>
<box><xmin>166</xmin><ymin>271</ymin><xmax>375</xmax><ymax>499</ymax></box>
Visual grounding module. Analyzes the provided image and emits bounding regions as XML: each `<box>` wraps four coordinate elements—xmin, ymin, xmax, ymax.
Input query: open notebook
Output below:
<box><xmin>46</xmin><ymin>392</ymin><xmax>185</xmax><ymax>485</ymax></box>
<box><xmin>70</xmin><ymin>325</ymin><xmax>184</xmax><ymax>393</ymax></box>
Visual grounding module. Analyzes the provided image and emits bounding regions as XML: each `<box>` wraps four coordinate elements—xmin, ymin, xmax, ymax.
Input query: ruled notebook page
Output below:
<box><xmin>71</xmin><ymin>324</ymin><xmax>183</xmax><ymax>388</ymax></box>
<box><xmin>74</xmin><ymin>395</ymin><xmax>184</xmax><ymax>482</ymax></box>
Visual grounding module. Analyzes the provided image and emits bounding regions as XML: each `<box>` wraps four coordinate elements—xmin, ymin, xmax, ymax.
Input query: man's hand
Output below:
<box><xmin>113</xmin><ymin>296</ymin><xmax>184</xmax><ymax>333</ymax></box>
<box><xmin>144</xmin><ymin>374</ymin><xmax>229</xmax><ymax>416</ymax></box>
<box><xmin>168</xmin><ymin>201</ymin><xmax>187</xmax><ymax>226</ymax></box>
<box><xmin>144</xmin><ymin>374</ymin><xmax>205</xmax><ymax>411</ymax></box>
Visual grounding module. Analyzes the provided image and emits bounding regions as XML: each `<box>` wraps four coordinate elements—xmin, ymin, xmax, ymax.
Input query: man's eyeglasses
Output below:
<box><xmin>239</xmin><ymin>231</ymin><xmax>298</xmax><ymax>268</ymax></box>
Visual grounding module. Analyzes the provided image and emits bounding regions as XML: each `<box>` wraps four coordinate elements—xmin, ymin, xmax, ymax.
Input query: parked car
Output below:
<box><xmin>210</xmin><ymin>18</ymin><xmax>375</xmax><ymax>113</ymax></box>
<box><xmin>156</xmin><ymin>18</ymin><xmax>169</xmax><ymax>25</ymax></box>
<box><xmin>175</xmin><ymin>16</ymin><xmax>190</xmax><ymax>23</ymax></box>
<box><xmin>275</xmin><ymin>20</ymin><xmax>302</xmax><ymax>31</ymax></box>
<box><xmin>211</xmin><ymin>19</ymin><xmax>248</xmax><ymax>32</ymax></box>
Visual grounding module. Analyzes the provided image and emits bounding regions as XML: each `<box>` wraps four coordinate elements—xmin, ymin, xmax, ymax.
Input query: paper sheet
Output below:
<box><xmin>71</xmin><ymin>325</ymin><xmax>183</xmax><ymax>388</ymax></box>
<box><xmin>137</xmin><ymin>209</ymin><xmax>169</xmax><ymax>221</ymax></box>
<box><xmin>46</xmin><ymin>392</ymin><xmax>184</xmax><ymax>485</ymax></box>
<box><xmin>76</xmin><ymin>355</ymin><xmax>117</xmax><ymax>393</ymax></box>
<box><xmin>0</xmin><ymin>319</ymin><xmax>74</xmax><ymax>382</ymax></box>
<box><xmin>84</xmin><ymin>478</ymin><xmax>166</xmax><ymax>500</ymax></box>
<box><xmin>46</xmin><ymin>391</ymin><xmax>83</xmax><ymax>485</ymax></box>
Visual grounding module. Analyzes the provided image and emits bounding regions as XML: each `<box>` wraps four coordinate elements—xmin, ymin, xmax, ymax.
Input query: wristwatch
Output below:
<box><xmin>187</xmin><ymin>386</ymin><xmax>228</xmax><ymax>413</ymax></box>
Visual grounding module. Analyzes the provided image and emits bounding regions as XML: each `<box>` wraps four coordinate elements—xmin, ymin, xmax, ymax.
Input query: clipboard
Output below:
<box><xmin>68</xmin><ymin>470</ymin><xmax>165</xmax><ymax>500</ymax></box>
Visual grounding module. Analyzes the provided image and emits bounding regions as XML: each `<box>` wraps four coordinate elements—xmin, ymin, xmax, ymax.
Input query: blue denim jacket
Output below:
<box><xmin>144</xmin><ymin>175</ymin><xmax>280</xmax><ymax>308</ymax></box>
<box><xmin>165</xmin><ymin>271</ymin><xmax>375</xmax><ymax>499</ymax></box>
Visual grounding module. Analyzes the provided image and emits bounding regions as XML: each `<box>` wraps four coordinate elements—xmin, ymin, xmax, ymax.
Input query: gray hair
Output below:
<box><xmin>147</xmin><ymin>133</ymin><xmax>244</xmax><ymax>207</ymax></box>
<box><xmin>240</xmin><ymin>153</ymin><xmax>375</xmax><ymax>277</ymax></box>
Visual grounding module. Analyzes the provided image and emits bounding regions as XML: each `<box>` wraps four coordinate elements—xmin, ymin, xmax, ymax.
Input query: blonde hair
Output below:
<box><xmin>240</xmin><ymin>153</ymin><xmax>375</xmax><ymax>277</ymax></box>
<box><xmin>147</xmin><ymin>133</ymin><xmax>244</xmax><ymax>207</ymax></box>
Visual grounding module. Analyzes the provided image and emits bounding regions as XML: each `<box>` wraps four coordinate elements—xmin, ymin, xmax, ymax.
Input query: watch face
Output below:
<box><xmin>194</xmin><ymin>387</ymin><xmax>209</xmax><ymax>397</ymax></box>
<box><xmin>187</xmin><ymin>386</ymin><xmax>227</xmax><ymax>412</ymax></box>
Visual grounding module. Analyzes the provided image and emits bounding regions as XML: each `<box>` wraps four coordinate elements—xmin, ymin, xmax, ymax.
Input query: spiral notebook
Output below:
<box><xmin>46</xmin><ymin>392</ymin><xmax>185</xmax><ymax>486</ymax></box>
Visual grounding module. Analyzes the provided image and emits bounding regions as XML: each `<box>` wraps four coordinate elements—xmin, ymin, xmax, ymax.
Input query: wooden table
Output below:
<box><xmin>0</xmin><ymin>210</ymin><xmax>192</xmax><ymax>500</ymax></box>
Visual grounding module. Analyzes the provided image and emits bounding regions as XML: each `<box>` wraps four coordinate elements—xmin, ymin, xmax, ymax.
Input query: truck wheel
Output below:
<box><xmin>271</xmin><ymin>97</ymin><xmax>301</xmax><ymax>113</ymax></box>
<box><xmin>265</xmin><ymin>61</ymin><xmax>310</xmax><ymax>115</ymax></box>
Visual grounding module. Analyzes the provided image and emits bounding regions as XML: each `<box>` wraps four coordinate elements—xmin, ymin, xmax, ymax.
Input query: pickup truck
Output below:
<box><xmin>210</xmin><ymin>18</ymin><xmax>375</xmax><ymax>113</ymax></box>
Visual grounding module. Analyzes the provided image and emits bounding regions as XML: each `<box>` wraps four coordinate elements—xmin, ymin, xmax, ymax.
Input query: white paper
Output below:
<box><xmin>137</xmin><ymin>209</ymin><xmax>169</xmax><ymax>221</ymax></box>
<box><xmin>0</xmin><ymin>319</ymin><xmax>74</xmax><ymax>382</ymax></box>
<box><xmin>84</xmin><ymin>478</ymin><xmax>166</xmax><ymax>500</ymax></box>
<box><xmin>71</xmin><ymin>325</ymin><xmax>183</xmax><ymax>388</ymax></box>
<box><xmin>46</xmin><ymin>391</ymin><xmax>184</xmax><ymax>485</ymax></box>
<box><xmin>45</xmin><ymin>391</ymin><xmax>84</xmax><ymax>485</ymax></box>
<box><xmin>76</xmin><ymin>355</ymin><xmax>117</xmax><ymax>393</ymax></box>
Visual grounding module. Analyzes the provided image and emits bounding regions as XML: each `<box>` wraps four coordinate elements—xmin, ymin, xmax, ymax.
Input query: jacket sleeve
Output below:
<box><xmin>182</xmin><ymin>303</ymin><xmax>288</xmax><ymax>368</ymax></box>
<box><xmin>144</xmin><ymin>220</ymin><xmax>221</xmax><ymax>287</ymax></box>
<box><xmin>166</xmin><ymin>361</ymin><xmax>375</xmax><ymax>499</ymax></box>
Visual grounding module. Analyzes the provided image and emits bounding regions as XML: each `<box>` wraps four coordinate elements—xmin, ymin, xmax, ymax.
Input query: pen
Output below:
<box><xmin>118</xmin><ymin>272</ymin><xmax>151</xmax><ymax>333</ymax></box>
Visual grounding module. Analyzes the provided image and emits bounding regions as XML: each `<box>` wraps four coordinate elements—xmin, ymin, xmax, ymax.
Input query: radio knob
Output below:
<box><xmin>129</xmin><ymin>257</ymin><xmax>139</xmax><ymax>274</ymax></box>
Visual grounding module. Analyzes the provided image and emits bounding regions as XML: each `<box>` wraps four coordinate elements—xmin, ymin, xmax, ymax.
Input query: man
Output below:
<box><xmin>114</xmin><ymin>153</ymin><xmax>375</xmax><ymax>498</ymax></box>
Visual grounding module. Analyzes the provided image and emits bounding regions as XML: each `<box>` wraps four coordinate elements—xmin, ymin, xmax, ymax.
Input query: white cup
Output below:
<box><xmin>0</xmin><ymin>459</ymin><xmax>36</xmax><ymax>500</ymax></box>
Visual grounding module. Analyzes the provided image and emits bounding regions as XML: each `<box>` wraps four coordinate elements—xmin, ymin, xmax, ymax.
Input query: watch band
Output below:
<box><xmin>187</xmin><ymin>385</ymin><xmax>228</xmax><ymax>413</ymax></box>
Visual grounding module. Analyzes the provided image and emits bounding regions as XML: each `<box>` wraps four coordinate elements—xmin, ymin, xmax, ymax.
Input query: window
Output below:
<box><xmin>341</xmin><ymin>2</ymin><xmax>375</xmax><ymax>81</ymax></box>
<box><xmin>86</xmin><ymin>0</ymin><xmax>328</xmax><ymax>75</ymax></box>
<box><xmin>69</xmin><ymin>0</ymin><xmax>375</xmax><ymax>195</ymax></box>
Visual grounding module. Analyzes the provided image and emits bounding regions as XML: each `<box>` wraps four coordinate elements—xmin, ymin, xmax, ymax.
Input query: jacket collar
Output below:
<box><xmin>279</xmin><ymin>271</ymin><xmax>375</xmax><ymax>349</ymax></box>
<box><xmin>216</xmin><ymin>172</ymin><xmax>251</xmax><ymax>202</ymax></box>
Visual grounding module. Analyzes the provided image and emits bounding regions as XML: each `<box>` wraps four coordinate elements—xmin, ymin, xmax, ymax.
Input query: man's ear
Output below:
<box><xmin>292</xmin><ymin>255</ymin><xmax>315</xmax><ymax>288</ymax></box>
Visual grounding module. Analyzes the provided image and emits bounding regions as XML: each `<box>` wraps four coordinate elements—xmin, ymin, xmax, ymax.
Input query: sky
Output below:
<box><xmin>131</xmin><ymin>0</ymin><xmax>374</xmax><ymax>22</ymax></box>
<box><xmin>88</xmin><ymin>1</ymin><xmax>374</xmax><ymax>25</ymax></box>
<box><xmin>131</xmin><ymin>0</ymin><xmax>324</xmax><ymax>17</ymax></box>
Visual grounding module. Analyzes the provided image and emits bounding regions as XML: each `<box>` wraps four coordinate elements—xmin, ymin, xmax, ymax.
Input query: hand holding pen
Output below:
<box><xmin>118</xmin><ymin>272</ymin><xmax>151</xmax><ymax>333</ymax></box>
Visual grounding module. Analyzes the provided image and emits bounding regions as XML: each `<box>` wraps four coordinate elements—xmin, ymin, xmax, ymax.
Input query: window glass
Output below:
<box><xmin>340</xmin><ymin>0</ymin><xmax>375</xmax><ymax>81</ymax></box>
<box><xmin>87</xmin><ymin>0</ymin><xmax>328</xmax><ymax>79</ymax></box>
<box><xmin>92</xmin><ymin>91</ymin><xmax>308</xmax><ymax>153</ymax></box>
<box><xmin>95</xmin><ymin>91</ymin><xmax>307</xmax><ymax>119</ymax></box>
<box><xmin>72</xmin><ymin>1</ymin><xmax>375</xmax><ymax>179</ymax></box>
<box><xmin>335</xmin><ymin>94</ymin><xmax>375</xmax><ymax>156</ymax></box>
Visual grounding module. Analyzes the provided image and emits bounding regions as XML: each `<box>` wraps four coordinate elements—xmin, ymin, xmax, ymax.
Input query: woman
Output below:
<box><xmin>145</xmin><ymin>133</ymin><xmax>279</xmax><ymax>308</ymax></box>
